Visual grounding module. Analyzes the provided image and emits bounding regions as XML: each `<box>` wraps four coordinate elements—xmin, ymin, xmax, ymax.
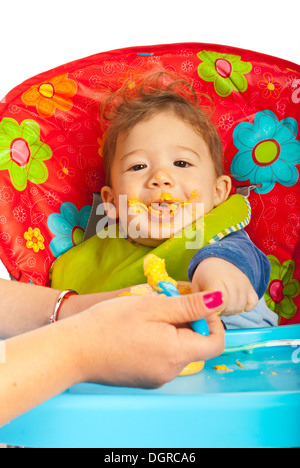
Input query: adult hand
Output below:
<box><xmin>0</xmin><ymin>290</ymin><xmax>224</xmax><ymax>425</ymax></box>
<box><xmin>75</xmin><ymin>291</ymin><xmax>225</xmax><ymax>388</ymax></box>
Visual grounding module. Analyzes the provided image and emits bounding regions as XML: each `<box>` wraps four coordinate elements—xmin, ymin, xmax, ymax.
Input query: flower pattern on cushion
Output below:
<box><xmin>197</xmin><ymin>51</ymin><xmax>252</xmax><ymax>97</ymax></box>
<box><xmin>21</xmin><ymin>73</ymin><xmax>77</xmax><ymax>119</ymax></box>
<box><xmin>47</xmin><ymin>202</ymin><xmax>91</xmax><ymax>257</ymax></box>
<box><xmin>0</xmin><ymin>118</ymin><xmax>52</xmax><ymax>191</ymax></box>
<box><xmin>54</xmin><ymin>156</ymin><xmax>76</xmax><ymax>180</ymax></box>
<box><xmin>24</xmin><ymin>227</ymin><xmax>45</xmax><ymax>253</ymax></box>
<box><xmin>257</xmin><ymin>72</ymin><xmax>282</xmax><ymax>99</ymax></box>
<box><xmin>0</xmin><ymin>186</ymin><xmax>14</xmax><ymax>203</ymax></box>
<box><xmin>231</xmin><ymin>110</ymin><xmax>300</xmax><ymax>194</ymax></box>
<box><xmin>265</xmin><ymin>255</ymin><xmax>300</xmax><ymax>322</ymax></box>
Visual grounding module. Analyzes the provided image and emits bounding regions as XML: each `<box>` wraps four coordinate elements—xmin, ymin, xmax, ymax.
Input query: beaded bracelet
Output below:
<box><xmin>50</xmin><ymin>289</ymin><xmax>78</xmax><ymax>324</ymax></box>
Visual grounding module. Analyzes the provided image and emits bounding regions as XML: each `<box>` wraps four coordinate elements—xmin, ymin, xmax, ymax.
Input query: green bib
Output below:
<box><xmin>50</xmin><ymin>195</ymin><xmax>251</xmax><ymax>294</ymax></box>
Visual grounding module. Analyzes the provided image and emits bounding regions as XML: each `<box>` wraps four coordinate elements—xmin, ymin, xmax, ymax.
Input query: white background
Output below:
<box><xmin>0</xmin><ymin>0</ymin><xmax>299</xmax><ymax>279</ymax></box>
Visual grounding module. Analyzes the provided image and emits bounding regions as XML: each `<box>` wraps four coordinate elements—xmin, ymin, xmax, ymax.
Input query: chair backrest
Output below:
<box><xmin>0</xmin><ymin>43</ymin><xmax>299</xmax><ymax>325</ymax></box>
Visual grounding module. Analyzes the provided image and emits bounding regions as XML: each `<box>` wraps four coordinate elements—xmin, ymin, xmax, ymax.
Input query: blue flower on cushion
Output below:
<box><xmin>48</xmin><ymin>202</ymin><xmax>91</xmax><ymax>257</ymax></box>
<box><xmin>231</xmin><ymin>110</ymin><xmax>300</xmax><ymax>194</ymax></box>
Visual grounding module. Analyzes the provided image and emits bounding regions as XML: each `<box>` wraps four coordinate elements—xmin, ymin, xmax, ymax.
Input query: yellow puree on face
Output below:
<box><xmin>128</xmin><ymin>192</ymin><xmax>195</xmax><ymax>216</ymax></box>
<box><xmin>128</xmin><ymin>193</ymin><xmax>180</xmax><ymax>206</ymax></box>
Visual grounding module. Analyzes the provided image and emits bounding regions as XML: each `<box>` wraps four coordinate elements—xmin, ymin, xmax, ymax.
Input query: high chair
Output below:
<box><xmin>0</xmin><ymin>43</ymin><xmax>299</xmax><ymax>447</ymax></box>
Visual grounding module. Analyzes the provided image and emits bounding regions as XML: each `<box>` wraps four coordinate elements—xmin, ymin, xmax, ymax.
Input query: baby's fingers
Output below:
<box><xmin>244</xmin><ymin>290</ymin><xmax>259</xmax><ymax>312</ymax></box>
<box><xmin>220</xmin><ymin>288</ymin><xmax>247</xmax><ymax>316</ymax></box>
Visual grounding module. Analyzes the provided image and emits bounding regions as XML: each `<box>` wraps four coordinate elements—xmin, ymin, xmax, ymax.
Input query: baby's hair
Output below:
<box><xmin>101</xmin><ymin>72</ymin><xmax>224</xmax><ymax>185</ymax></box>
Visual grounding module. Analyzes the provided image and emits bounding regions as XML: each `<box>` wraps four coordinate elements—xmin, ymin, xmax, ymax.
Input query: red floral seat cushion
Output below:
<box><xmin>0</xmin><ymin>43</ymin><xmax>299</xmax><ymax>325</ymax></box>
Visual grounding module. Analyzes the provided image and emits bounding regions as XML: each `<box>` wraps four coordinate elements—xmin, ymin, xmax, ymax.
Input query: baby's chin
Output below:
<box><xmin>124</xmin><ymin>222</ymin><xmax>176</xmax><ymax>246</ymax></box>
<box><xmin>123</xmin><ymin>218</ymin><xmax>196</xmax><ymax>247</ymax></box>
<box><xmin>127</xmin><ymin>236</ymin><xmax>165</xmax><ymax>247</ymax></box>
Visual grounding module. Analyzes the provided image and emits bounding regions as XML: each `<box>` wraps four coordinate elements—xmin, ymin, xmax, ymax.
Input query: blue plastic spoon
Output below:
<box><xmin>157</xmin><ymin>281</ymin><xmax>210</xmax><ymax>337</ymax></box>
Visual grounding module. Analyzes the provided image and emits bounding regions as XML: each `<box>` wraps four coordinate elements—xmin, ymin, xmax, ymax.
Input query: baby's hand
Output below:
<box><xmin>192</xmin><ymin>258</ymin><xmax>259</xmax><ymax>316</ymax></box>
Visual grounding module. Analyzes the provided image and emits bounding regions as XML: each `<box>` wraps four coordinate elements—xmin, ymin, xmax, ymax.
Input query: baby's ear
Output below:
<box><xmin>101</xmin><ymin>186</ymin><xmax>118</xmax><ymax>218</ymax></box>
<box><xmin>214</xmin><ymin>175</ymin><xmax>232</xmax><ymax>207</ymax></box>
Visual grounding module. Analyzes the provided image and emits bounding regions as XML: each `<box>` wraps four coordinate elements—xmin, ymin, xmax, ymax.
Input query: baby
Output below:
<box><xmin>51</xmin><ymin>74</ymin><xmax>278</xmax><ymax>329</ymax></box>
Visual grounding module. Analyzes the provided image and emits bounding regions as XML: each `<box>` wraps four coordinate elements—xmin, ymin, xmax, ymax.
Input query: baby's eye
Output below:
<box><xmin>174</xmin><ymin>160</ymin><xmax>191</xmax><ymax>168</ymax></box>
<box><xmin>129</xmin><ymin>164</ymin><xmax>147</xmax><ymax>171</ymax></box>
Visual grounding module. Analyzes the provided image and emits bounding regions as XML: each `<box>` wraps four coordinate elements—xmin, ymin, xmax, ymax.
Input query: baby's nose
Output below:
<box><xmin>147</xmin><ymin>171</ymin><xmax>175</xmax><ymax>188</ymax></box>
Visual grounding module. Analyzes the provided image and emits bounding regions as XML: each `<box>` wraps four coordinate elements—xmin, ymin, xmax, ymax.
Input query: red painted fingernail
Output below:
<box><xmin>203</xmin><ymin>291</ymin><xmax>224</xmax><ymax>309</ymax></box>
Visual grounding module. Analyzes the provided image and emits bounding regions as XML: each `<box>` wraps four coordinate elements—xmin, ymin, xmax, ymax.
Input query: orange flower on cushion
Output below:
<box><xmin>22</xmin><ymin>73</ymin><xmax>77</xmax><ymax>118</ymax></box>
<box><xmin>54</xmin><ymin>156</ymin><xmax>76</xmax><ymax>179</ymax></box>
<box><xmin>257</xmin><ymin>72</ymin><xmax>282</xmax><ymax>99</ymax></box>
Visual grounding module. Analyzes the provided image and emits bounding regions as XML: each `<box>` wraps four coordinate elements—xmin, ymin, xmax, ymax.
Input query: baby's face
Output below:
<box><xmin>102</xmin><ymin>111</ymin><xmax>231</xmax><ymax>246</ymax></box>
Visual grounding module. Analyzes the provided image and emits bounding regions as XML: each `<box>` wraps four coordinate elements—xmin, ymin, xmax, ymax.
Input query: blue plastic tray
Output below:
<box><xmin>0</xmin><ymin>325</ymin><xmax>299</xmax><ymax>448</ymax></box>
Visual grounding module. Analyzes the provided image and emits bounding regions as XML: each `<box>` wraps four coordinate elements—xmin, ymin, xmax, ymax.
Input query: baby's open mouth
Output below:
<box><xmin>128</xmin><ymin>193</ymin><xmax>191</xmax><ymax>218</ymax></box>
<box><xmin>148</xmin><ymin>201</ymin><xmax>180</xmax><ymax>217</ymax></box>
